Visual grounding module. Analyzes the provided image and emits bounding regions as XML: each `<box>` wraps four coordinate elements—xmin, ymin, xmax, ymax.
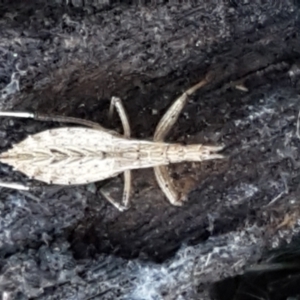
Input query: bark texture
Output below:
<box><xmin>0</xmin><ymin>1</ymin><xmax>300</xmax><ymax>299</ymax></box>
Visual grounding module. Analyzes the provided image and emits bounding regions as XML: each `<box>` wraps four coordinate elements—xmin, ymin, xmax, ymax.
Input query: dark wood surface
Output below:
<box><xmin>0</xmin><ymin>1</ymin><xmax>300</xmax><ymax>299</ymax></box>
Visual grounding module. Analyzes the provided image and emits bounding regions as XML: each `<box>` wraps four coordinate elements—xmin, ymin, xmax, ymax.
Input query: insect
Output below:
<box><xmin>0</xmin><ymin>77</ymin><xmax>224</xmax><ymax>211</ymax></box>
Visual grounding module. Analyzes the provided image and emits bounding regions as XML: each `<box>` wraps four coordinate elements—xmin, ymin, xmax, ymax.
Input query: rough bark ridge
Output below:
<box><xmin>0</xmin><ymin>1</ymin><xmax>300</xmax><ymax>299</ymax></box>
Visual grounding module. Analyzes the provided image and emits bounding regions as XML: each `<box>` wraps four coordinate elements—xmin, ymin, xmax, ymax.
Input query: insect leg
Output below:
<box><xmin>0</xmin><ymin>111</ymin><xmax>106</xmax><ymax>130</ymax></box>
<box><xmin>100</xmin><ymin>168</ymin><xmax>132</xmax><ymax>210</ymax></box>
<box><xmin>154</xmin><ymin>77</ymin><xmax>208</xmax><ymax>141</ymax></box>
<box><xmin>0</xmin><ymin>181</ymin><xmax>30</xmax><ymax>191</ymax></box>
<box><xmin>99</xmin><ymin>176</ymin><xmax>128</xmax><ymax>212</ymax></box>
<box><xmin>153</xmin><ymin>77</ymin><xmax>209</xmax><ymax>206</ymax></box>
<box><xmin>0</xmin><ymin>181</ymin><xmax>51</xmax><ymax>196</ymax></box>
<box><xmin>122</xmin><ymin>170</ymin><xmax>131</xmax><ymax>208</ymax></box>
<box><xmin>153</xmin><ymin>165</ymin><xmax>185</xmax><ymax>206</ymax></box>
<box><xmin>109</xmin><ymin>97</ymin><xmax>131</xmax><ymax>137</ymax></box>
<box><xmin>108</xmin><ymin>96</ymin><xmax>132</xmax><ymax>208</ymax></box>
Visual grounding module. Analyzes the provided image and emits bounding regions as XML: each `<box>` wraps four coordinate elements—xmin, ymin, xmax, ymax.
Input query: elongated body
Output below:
<box><xmin>0</xmin><ymin>77</ymin><xmax>224</xmax><ymax>210</ymax></box>
<box><xmin>0</xmin><ymin>126</ymin><xmax>222</xmax><ymax>185</ymax></box>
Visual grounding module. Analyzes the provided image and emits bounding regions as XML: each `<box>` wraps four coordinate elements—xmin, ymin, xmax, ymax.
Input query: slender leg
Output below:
<box><xmin>99</xmin><ymin>175</ymin><xmax>128</xmax><ymax>212</ymax></box>
<box><xmin>0</xmin><ymin>181</ymin><xmax>55</xmax><ymax>195</ymax></box>
<box><xmin>122</xmin><ymin>170</ymin><xmax>131</xmax><ymax>207</ymax></box>
<box><xmin>0</xmin><ymin>178</ymin><xmax>131</xmax><ymax>212</ymax></box>
<box><xmin>0</xmin><ymin>111</ymin><xmax>106</xmax><ymax>130</ymax></box>
<box><xmin>0</xmin><ymin>181</ymin><xmax>43</xmax><ymax>206</ymax></box>
<box><xmin>101</xmin><ymin>168</ymin><xmax>132</xmax><ymax>210</ymax></box>
<box><xmin>153</xmin><ymin>165</ymin><xmax>185</xmax><ymax>206</ymax></box>
<box><xmin>153</xmin><ymin>78</ymin><xmax>210</xmax><ymax>205</ymax></box>
<box><xmin>0</xmin><ymin>181</ymin><xmax>30</xmax><ymax>191</ymax></box>
<box><xmin>109</xmin><ymin>97</ymin><xmax>131</xmax><ymax>137</ymax></box>
<box><xmin>154</xmin><ymin>78</ymin><xmax>208</xmax><ymax>141</ymax></box>
<box><xmin>101</xmin><ymin>96</ymin><xmax>132</xmax><ymax>209</ymax></box>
